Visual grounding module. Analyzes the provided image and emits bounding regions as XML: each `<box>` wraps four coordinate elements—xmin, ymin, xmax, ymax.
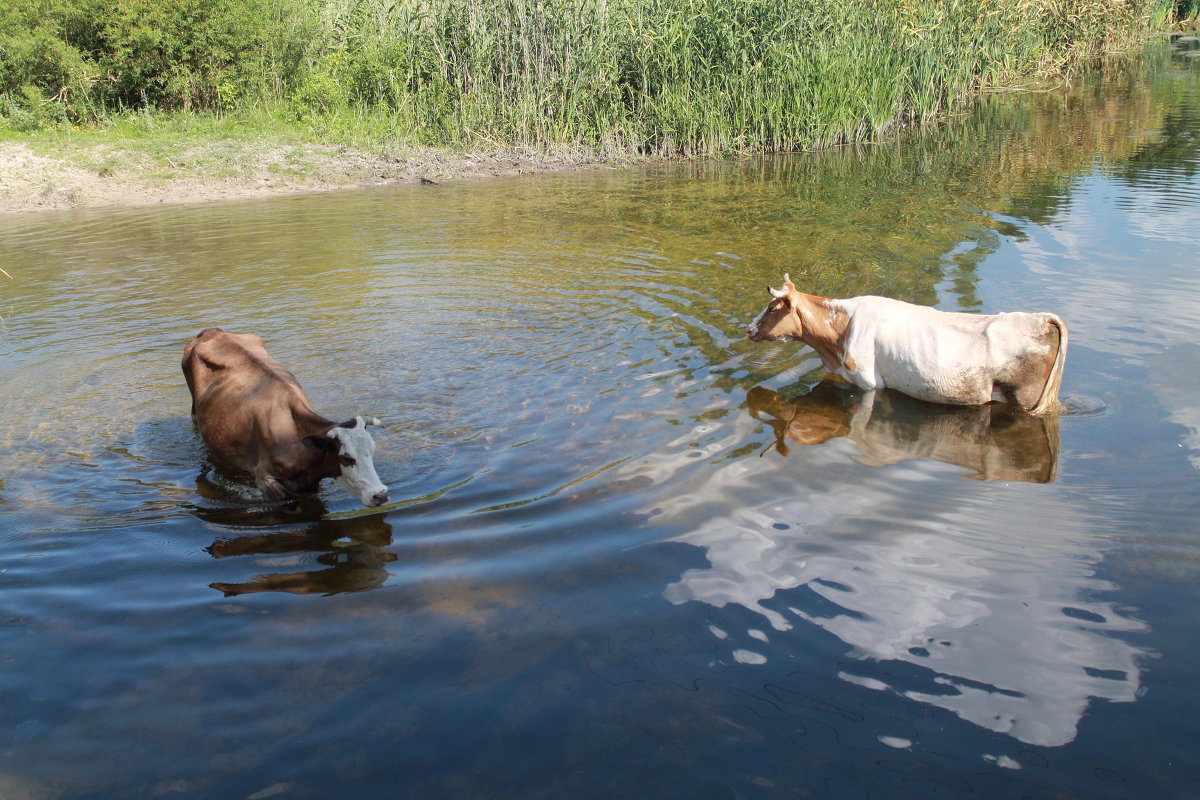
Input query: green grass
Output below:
<box><xmin>0</xmin><ymin>0</ymin><xmax>1187</xmax><ymax>157</ymax></box>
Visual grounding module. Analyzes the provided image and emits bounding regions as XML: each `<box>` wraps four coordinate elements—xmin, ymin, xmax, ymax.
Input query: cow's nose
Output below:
<box><xmin>370</xmin><ymin>490</ymin><xmax>389</xmax><ymax>507</ymax></box>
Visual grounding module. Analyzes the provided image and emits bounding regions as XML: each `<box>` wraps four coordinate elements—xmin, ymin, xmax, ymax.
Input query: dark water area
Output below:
<box><xmin>1</xmin><ymin>39</ymin><xmax>1198</xmax><ymax>800</ymax></box>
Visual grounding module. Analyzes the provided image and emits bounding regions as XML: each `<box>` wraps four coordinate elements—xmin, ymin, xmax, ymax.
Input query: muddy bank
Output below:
<box><xmin>0</xmin><ymin>140</ymin><xmax>615</xmax><ymax>214</ymax></box>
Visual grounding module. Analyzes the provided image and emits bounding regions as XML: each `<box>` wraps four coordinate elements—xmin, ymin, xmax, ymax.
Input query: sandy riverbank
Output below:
<box><xmin>0</xmin><ymin>140</ymin><xmax>612</xmax><ymax>214</ymax></box>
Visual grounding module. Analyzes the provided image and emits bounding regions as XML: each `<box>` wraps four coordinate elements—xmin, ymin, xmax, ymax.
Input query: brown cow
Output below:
<box><xmin>747</xmin><ymin>274</ymin><xmax>1067</xmax><ymax>414</ymax></box>
<box><xmin>182</xmin><ymin>327</ymin><xmax>389</xmax><ymax>507</ymax></box>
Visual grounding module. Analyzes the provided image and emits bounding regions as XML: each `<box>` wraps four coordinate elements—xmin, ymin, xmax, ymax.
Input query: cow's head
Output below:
<box><xmin>307</xmin><ymin>416</ymin><xmax>389</xmax><ymax>507</ymax></box>
<box><xmin>747</xmin><ymin>273</ymin><xmax>804</xmax><ymax>341</ymax></box>
<box><xmin>746</xmin><ymin>384</ymin><xmax>853</xmax><ymax>454</ymax></box>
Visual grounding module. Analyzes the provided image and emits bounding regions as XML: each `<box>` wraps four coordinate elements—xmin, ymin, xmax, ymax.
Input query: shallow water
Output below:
<box><xmin>1</xmin><ymin>41</ymin><xmax>1199</xmax><ymax>800</ymax></box>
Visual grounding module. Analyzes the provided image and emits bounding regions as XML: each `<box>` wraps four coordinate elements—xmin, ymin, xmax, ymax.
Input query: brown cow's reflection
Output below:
<box><xmin>206</xmin><ymin>513</ymin><xmax>396</xmax><ymax>596</ymax></box>
<box><xmin>747</xmin><ymin>381</ymin><xmax>1059</xmax><ymax>482</ymax></box>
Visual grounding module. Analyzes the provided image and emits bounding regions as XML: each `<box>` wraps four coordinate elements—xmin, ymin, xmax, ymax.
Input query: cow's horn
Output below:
<box><xmin>769</xmin><ymin>285</ymin><xmax>788</xmax><ymax>299</ymax></box>
<box><xmin>365</xmin><ymin>416</ymin><xmax>383</xmax><ymax>427</ymax></box>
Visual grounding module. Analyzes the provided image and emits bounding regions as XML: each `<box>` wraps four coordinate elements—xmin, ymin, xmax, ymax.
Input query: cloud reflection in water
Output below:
<box><xmin>652</xmin><ymin>385</ymin><xmax>1147</xmax><ymax>748</ymax></box>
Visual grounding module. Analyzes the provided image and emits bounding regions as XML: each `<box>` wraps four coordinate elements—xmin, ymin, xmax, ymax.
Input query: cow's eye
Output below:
<box><xmin>340</xmin><ymin>456</ymin><xmax>356</xmax><ymax>468</ymax></box>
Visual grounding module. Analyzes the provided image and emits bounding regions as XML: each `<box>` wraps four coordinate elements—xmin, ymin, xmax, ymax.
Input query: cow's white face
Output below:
<box><xmin>747</xmin><ymin>274</ymin><xmax>804</xmax><ymax>342</ymax></box>
<box><xmin>326</xmin><ymin>416</ymin><xmax>389</xmax><ymax>507</ymax></box>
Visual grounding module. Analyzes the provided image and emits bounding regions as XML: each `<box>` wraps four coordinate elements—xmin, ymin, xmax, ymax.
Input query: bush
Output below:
<box><xmin>0</xmin><ymin>3</ymin><xmax>96</xmax><ymax>125</ymax></box>
<box><xmin>1</xmin><ymin>0</ymin><xmax>321</xmax><ymax>123</ymax></box>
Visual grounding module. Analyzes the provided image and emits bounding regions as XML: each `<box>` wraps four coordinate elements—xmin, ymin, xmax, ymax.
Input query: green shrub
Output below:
<box><xmin>0</xmin><ymin>4</ymin><xmax>96</xmax><ymax>125</ymax></box>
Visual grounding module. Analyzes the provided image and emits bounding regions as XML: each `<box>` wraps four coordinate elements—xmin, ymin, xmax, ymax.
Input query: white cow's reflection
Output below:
<box><xmin>656</xmin><ymin>385</ymin><xmax>1146</xmax><ymax>747</ymax></box>
<box><xmin>748</xmin><ymin>382</ymin><xmax>1060</xmax><ymax>482</ymax></box>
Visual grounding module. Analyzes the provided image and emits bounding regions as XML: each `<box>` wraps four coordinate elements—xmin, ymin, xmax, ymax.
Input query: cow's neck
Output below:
<box><xmin>278</xmin><ymin>404</ymin><xmax>340</xmax><ymax>495</ymax></box>
<box><xmin>794</xmin><ymin>293</ymin><xmax>852</xmax><ymax>372</ymax></box>
<box><xmin>290</xmin><ymin>402</ymin><xmax>337</xmax><ymax>438</ymax></box>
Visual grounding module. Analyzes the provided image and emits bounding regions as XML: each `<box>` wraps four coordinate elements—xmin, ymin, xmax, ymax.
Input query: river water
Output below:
<box><xmin>1</xmin><ymin>40</ymin><xmax>1198</xmax><ymax>800</ymax></box>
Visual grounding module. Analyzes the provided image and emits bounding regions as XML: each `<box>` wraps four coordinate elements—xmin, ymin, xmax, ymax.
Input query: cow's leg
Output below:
<box><xmin>257</xmin><ymin>473</ymin><xmax>288</xmax><ymax>502</ymax></box>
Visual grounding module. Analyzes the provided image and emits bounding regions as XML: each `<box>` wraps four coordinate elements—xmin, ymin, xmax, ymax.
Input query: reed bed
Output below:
<box><xmin>0</xmin><ymin>0</ymin><xmax>1184</xmax><ymax>155</ymax></box>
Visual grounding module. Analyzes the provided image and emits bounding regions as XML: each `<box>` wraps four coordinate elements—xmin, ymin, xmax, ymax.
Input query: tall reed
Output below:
<box><xmin>300</xmin><ymin>0</ymin><xmax>1178</xmax><ymax>154</ymax></box>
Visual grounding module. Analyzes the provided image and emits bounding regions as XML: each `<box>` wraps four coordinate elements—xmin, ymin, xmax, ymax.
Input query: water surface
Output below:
<box><xmin>1</xmin><ymin>40</ymin><xmax>1199</xmax><ymax>800</ymax></box>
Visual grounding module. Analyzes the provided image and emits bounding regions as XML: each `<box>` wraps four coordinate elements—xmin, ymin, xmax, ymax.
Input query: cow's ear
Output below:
<box><xmin>303</xmin><ymin>434</ymin><xmax>336</xmax><ymax>452</ymax></box>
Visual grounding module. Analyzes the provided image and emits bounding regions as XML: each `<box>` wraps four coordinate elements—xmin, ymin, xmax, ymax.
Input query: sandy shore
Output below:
<box><xmin>0</xmin><ymin>139</ymin><xmax>612</xmax><ymax>214</ymax></box>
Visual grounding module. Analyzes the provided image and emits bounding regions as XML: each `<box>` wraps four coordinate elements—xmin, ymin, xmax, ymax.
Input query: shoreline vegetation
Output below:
<box><xmin>2</xmin><ymin>0</ymin><xmax>1198</xmax><ymax>213</ymax></box>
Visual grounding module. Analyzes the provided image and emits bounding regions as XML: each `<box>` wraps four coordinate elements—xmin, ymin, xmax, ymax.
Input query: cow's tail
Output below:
<box><xmin>1029</xmin><ymin>314</ymin><xmax>1067</xmax><ymax>415</ymax></box>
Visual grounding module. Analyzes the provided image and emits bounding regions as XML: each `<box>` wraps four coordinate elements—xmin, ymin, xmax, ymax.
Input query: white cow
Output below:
<box><xmin>747</xmin><ymin>275</ymin><xmax>1067</xmax><ymax>414</ymax></box>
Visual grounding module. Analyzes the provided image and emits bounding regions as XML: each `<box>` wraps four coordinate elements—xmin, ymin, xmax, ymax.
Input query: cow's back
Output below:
<box><xmin>182</xmin><ymin>327</ymin><xmax>316</xmax><ymax>477</ymax></box>
<box><xmin>835</xmin><ymin>297</ymin><xmax>995</xmax><ymax>403</ymax></box>
<box><xmin>832</xmin><ymin>297</ymin><xmax>1063</xmax><ymax>409</ymax></box>
<box><xmin>183</xmin><ymin>328</ymin><xmax>305</xmax><ymax>412</ymax></box>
